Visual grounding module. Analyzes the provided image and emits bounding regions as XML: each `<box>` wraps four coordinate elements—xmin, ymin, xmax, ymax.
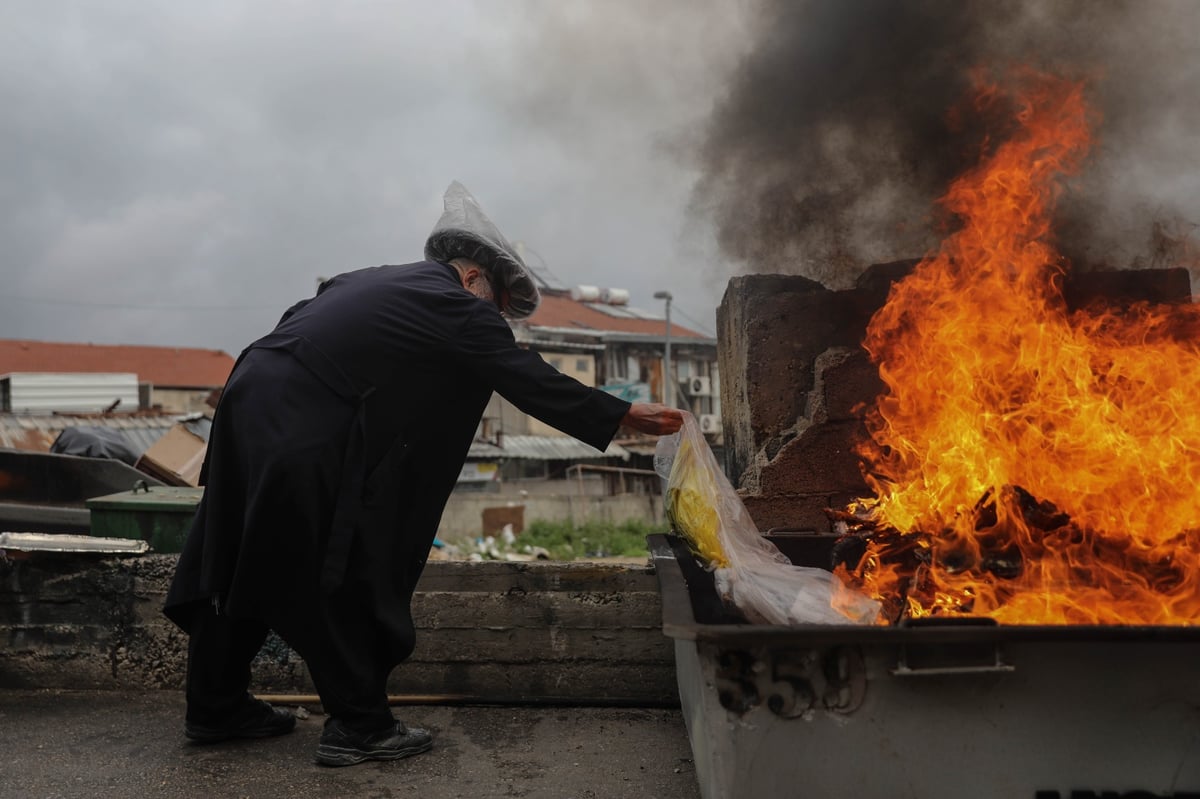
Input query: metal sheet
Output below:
<box><xmin>0</xmin><ymin>532</ymin><xmax>149</xmax><ymax>554</ymax></box>
<box><xmin>2</xmin><ymin>372</ymin><xmax>140</xmax><ymax>414</ymax></box>
<box><xmin>0</xmin><ymin>449</ymin><xmax>165</xmax><ymax>503</ymax></box>
<box><xmin>0</xmin><ymin>502</ymin><xmax>91</xmax><ymax>533</ymax></box>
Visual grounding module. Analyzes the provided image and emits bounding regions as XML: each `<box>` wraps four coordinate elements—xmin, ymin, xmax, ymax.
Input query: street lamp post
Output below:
<box><xmin>653</xmin><ymin>290</ymin><xmax>673</xmax><ymax>408</ymax></box>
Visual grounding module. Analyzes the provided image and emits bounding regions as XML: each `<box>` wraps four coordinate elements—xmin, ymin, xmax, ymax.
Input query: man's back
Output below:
<box><xmin>270</xmin><ymin>261</ymin><xmax>482</xmax><ymax>388</ymax></box>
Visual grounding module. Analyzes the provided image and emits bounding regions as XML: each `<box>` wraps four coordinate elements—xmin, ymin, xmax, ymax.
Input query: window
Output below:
<box><xmin>608</xmin><ymin>351</ymin><xmax>627</xmax><ymax>380</ymax></box>
<box><xmin>549</xmin><ymin>357</ymin><xmax>563</xmax><ymax>370</ymax></box>
<box><xmin>575</xmin><ymin>358</ymin><xmax>590</xmax><ymax>373</ymax></box>
<box><xmin>516</xmin><ymin>460</ymin><xmax>549</xmax><ymax>480</ymax></box>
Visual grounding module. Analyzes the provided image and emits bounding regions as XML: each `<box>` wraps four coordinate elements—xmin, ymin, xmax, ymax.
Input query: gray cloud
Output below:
<box><xmin>0</xmin><ymin>1</ymin><xmax>748</xmax><ymax>354</ymax></box>
<box><xmin>8</xmin><ymin>1</ymin><xmax>1194</xmax><ymax>360</ymax></box>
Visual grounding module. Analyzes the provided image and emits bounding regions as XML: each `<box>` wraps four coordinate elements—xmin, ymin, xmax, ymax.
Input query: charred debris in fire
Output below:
<box><xmin>822</xmin><ymin>264</ymin><xmax>1198</xmax><ymax>626</ymax></box>
<box><xmin>826</xmin><ymin>485</ymin><xmax>1186</xmax><ymax>626</ymax></box>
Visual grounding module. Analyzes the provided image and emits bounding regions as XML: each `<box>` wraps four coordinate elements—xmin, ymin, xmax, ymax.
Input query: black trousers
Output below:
<box><xmin>184</xmin><ymin>587</ymin><xmax>396</xmax><ymax>733</ymax></box>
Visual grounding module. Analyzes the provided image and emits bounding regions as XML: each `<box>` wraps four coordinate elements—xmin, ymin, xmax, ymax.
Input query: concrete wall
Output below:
<box><xmin>0</xmin><ymin>552</ymin><xmax>677</xmax><ymax>705</ymax></box>
<box><xmin>716</xmin><ymin>266</ymin><xmax>901</xmax><ymax>532</ymax></box>
<box><xmin>528</xmin><ymin>351</ymin><xmax>595</xmax><ymax>437</ymax></box>
<box><xmin>437</xmin><ymin>490</ymin><xmax>665</xmax><ymax>542</ymax></box>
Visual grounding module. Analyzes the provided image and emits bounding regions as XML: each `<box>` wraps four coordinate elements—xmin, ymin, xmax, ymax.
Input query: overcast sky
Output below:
<box><xmin>1</xmin><ymin>2</ymin><xmax>752</xmax><ymax>354</ymax></box>
<box><xmin>10</xmin><ymin>2</ymin><xmax>1198</xmax><ymax>359</ymax></box>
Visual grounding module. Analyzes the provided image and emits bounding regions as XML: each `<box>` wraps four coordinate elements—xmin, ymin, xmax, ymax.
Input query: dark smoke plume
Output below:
<box><xmin>693</xmin><ymin>0</ymin><xmax>1200</xmax><ymax>288</ymax></box>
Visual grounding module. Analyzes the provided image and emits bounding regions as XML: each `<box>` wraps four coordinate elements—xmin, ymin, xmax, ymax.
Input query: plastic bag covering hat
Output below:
<box><xmin>424</xmin><ymin>181</ymin><xmax>540</xmax><ymax>319</ymax></box>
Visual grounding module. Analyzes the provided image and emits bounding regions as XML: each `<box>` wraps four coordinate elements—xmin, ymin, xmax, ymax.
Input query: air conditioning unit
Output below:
<box><xmin>685</xmin><ymin>376</ymin><xmax>712</xmax><ymax>397</ymax></box>
<box><xmin>699</xmin><ymin>414</ymin><xmax>722</xmax><ymax>434</ymax></box>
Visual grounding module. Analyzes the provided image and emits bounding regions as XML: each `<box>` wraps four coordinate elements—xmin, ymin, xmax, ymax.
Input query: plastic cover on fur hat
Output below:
<box><xmin>424</xmin><ymin>181</ymin><xmax>541</xmax><ymax>319</ymax></box>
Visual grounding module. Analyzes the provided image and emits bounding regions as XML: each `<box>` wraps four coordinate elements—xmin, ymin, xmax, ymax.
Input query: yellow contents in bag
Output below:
<box><xmin>665</xmin><ymin>433</ymin><xmax>729</xmax><ymax>568</ymax></box>
<box><xmin>657</xmin><ymin>413</ymin><xmax>879</xmax><ymax>625</ymax></box>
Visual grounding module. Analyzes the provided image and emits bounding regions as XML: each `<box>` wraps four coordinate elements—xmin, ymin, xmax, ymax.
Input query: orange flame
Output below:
<box><xmin>848</xmin><ymin>72</ymin><xmax>1200</xmax><ymax>625</ymax></box>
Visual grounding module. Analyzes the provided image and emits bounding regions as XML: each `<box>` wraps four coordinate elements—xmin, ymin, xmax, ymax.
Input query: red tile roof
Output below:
<box><xmin>0</xmin><ymin>339</ymin><xmax>235</xmax><ymax>388</ymax></box>
<box><xmin>525</xmin><ymin>293</ymin><xmax>708</xmax><ymax>339</ymax></box>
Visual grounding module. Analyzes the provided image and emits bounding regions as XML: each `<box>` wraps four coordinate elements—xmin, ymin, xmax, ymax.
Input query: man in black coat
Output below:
<box><xmin>164</xmin><ymin>249</ymin><xmax>683</xmax><ymax>767</ymax></box>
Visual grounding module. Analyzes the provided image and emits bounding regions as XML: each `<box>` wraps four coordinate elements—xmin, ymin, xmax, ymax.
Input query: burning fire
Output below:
<box><xmin>841</xmin><ymin>72</ymin><xmax>1200</xmax><ymax>625</ymax></box>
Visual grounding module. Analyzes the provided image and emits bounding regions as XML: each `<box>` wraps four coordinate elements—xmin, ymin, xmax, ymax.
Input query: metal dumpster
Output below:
<box><xmin>649</xmin><ymin>532</ymin><xmax>1200</xmax><ymax>799</ymax></box>
<box><xmin>0</xmin><ymin>450</ymin><xmax>164</xmax><ymax>533</ymax></box>
<box><xmin>86</xmin><ymin>485</ymin><xmax>202</xmax><ymax>552</ymax></box>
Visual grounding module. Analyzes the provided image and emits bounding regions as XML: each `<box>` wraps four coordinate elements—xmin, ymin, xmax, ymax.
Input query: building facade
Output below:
<box><xmin>481</xmin><ymin>287</ymin><xmax>721</xmax><ymax>442</ymax></box>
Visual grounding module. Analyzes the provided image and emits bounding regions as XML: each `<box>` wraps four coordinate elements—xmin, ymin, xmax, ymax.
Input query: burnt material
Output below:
<box><xmin>826</xmin><ymin>483</ymin><xmax>1195</xmax><ymax>624</ymax></box>
<box><xmin>1063</xmin><ymin>268</ymin><xmax>1193</xmax><ymax>311</ymax></box>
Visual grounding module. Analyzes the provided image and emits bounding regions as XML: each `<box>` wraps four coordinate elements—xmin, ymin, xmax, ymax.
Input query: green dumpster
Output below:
<box><xmin>86</xmin><ymin>485</ymin><xmax>203</xmax><ymax>553</ymax></box>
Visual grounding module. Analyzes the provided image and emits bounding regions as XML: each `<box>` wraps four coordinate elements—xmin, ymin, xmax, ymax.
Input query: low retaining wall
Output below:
<box><xmin>436</xmin><ymin>492</ymin><xmax>665</xmax><ymax>542</ymax></box>
<box><xmin>0</xmin><ymin>552</ymin><xmax>677</xmax><ymax>705</ymax></box>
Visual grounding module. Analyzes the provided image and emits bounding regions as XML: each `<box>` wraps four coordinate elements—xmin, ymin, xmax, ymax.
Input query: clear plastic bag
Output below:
<box><xmin>656</xmin><ymin>413</ymin><xmax>879</xmax><ymax>625</ymax></box>
<box><xmin>424</xmin><ymin>181</ymin><xmax>541</xmax><ymax>319</ymax></box>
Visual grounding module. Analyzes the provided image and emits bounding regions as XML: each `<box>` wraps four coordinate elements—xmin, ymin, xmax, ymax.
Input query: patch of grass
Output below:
<box><xmin>518</xmin><ymin>518</ymin><xmax>660</xmax><ymax>560</ymax></box>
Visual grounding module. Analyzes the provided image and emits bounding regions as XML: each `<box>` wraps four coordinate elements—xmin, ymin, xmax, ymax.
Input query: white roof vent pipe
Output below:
<box><xmin>600</xmin><ymin>288</ymin><xmax>630</xmax><ymax>306</ymax></box>
<box><xmin>571</xmin><ymin>285</ymin><xmax>601</xmax><ymax>302</ymax></box>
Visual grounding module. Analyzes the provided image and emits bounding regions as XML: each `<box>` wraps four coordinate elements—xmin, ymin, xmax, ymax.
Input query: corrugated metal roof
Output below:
<box><xmin>0</xmin><ymin>413</ymin><xmax>204</xmax><ymax>454</ymax></box>
<box><xmin>469</xmin><ymin>435</ymin><xmax>629</xmax><ymax>461</ymax></box>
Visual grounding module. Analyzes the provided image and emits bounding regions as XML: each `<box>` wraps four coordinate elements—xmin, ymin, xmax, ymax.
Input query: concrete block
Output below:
<box><xmin>718</xmin><ymin>274</ymin><xmax>830</xmax><ymax>487</ymax></box>
<box><xmin>717</xmin><ymin>270</ymin><xmax>907</xmax><ymax>495</ymax></box>
<box><xmin>387</xmin><ymin>661</ymin><xmax>679</xmax><ymax>705</ymax></box>
<box><xmin>758</xmin><ymin>420</ymin><xmax>871</xmax><ymax>497</ymax></box>
<box><xmin>740</xmin><ymin>494</ymin><xmax>841</xmax><ymax>534</ymax></box>
<box><xmin>809</xmin><ymin>347</ymin><xmax>886</xmax><ymax>423</ymax></box>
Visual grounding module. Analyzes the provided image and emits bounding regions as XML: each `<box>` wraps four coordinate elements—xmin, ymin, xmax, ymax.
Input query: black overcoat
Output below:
<box><xmin>165</xmin><ymin>261</ymin><xmax>631</xmax><ymax>663</ymax></box>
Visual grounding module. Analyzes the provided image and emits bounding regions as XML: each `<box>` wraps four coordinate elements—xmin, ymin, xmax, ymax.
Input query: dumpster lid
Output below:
<box><xmin>86</xmin><ymin>485</ymin><xmax>204</xmax><ymax>512</ymax></box>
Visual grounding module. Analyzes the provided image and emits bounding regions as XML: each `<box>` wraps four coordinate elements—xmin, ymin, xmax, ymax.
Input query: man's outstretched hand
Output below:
<box><xmin>622</xmin><ymin>403</ymin><xmax>685</xmax><ymax>435</ymax></box>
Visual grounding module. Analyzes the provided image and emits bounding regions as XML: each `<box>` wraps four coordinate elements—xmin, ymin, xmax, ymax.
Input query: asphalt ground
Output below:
<box><xmin>0</xmin><ymin>690</ymin><xmax>700</xmax><ymax>799</ymax></box>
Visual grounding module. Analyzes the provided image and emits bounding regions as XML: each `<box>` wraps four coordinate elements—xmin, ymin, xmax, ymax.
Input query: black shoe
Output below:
<box><xmin>315</xmin><ymin>718</ymin><xmax>433</xmax><ymax>767</ymax></box>
<box><xmin>185</xmin><ymin>698</ymin><xmax>296</xmax><ymax>744</ymax></box>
